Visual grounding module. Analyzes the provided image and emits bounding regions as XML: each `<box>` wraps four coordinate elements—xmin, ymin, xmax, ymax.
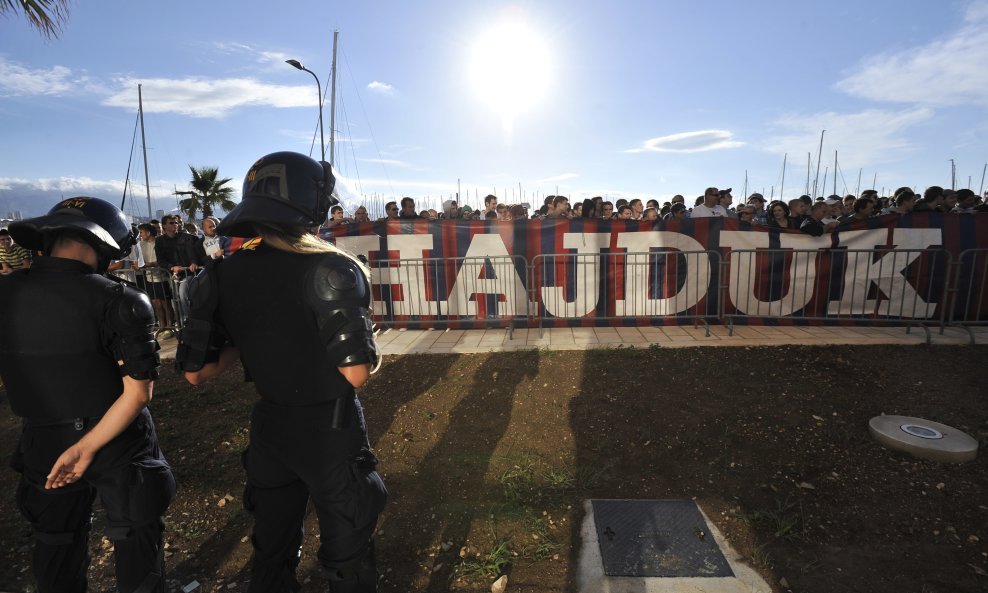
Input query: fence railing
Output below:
<box><xmin>368</xmin><ymin>256</ymin><xmax>529</xmax><ymax>336</ymax></box>
<box><xmin>722</xmin><ymin>248</ymin><xmax>952</xmax><ymax>342</ymax></box>
<box><xmin>113</xmin><ymin>249</ymin><xmax>987</xmax><ymax>344</ymax></box>
<box><xmin>944</xmin><ymin>248</ymin><xmax>988</xmax><ymax>344</ymax></box>
<box><xmin>530</xmin><ymin>251</ymin><xmax>722</xmax><ymax>336</ymax></box>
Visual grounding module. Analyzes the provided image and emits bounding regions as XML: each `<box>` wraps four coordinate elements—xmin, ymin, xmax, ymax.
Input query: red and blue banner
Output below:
<box><xmin>326</xmin><ymin>213</ymin><xmax>988</xmax><ymax>328</ymax></box>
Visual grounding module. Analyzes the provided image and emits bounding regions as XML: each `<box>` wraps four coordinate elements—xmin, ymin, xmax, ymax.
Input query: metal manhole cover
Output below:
<box><xmin>591</xmin><ymin>499</ymin><xmax>734</xmax><ymax>578</ymax></box>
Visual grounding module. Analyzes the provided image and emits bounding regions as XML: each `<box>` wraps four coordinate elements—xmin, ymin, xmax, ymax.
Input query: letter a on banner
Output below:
<box><xmin>445</xmin><ymin>234</ymin><xmax>528</xmax><ymax>316</ymax></box>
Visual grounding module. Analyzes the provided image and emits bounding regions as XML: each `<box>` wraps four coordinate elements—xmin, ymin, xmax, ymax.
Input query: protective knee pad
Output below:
<box><xmin>324</xmin><ymin>539</ymin><xmax>378</xmax><ymax>593</ymax></box>
<box><xmin>104</xmin><ymin>463</ymin><xmax>176</xmax><ymax>541</ymax></box>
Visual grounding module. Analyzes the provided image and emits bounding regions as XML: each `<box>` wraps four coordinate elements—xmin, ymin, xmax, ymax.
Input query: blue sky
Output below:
<box><xmin>2</xmin><ymin>0</ymin><xmax>987</xmax><ymax>219</ymax></box>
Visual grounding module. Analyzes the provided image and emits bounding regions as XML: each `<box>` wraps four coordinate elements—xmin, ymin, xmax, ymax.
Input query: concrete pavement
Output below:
<box><xmin>157</xmin><ymin>324</ymin><xmax>988</xmax><ymax>360</ymax></box>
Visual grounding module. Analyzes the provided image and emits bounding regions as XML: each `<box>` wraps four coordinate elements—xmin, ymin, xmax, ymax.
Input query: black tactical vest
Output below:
<box><xmin>217</xmin><ymin>243</ymin><xmax>359</xmax><ymax>406</ymax></box>
<box><xmin>0</xmin><ymin>257</ymin><xmax>125</xmax><ymax>419</ymax></box>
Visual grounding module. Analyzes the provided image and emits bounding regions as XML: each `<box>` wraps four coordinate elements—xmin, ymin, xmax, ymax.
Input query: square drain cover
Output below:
<box><xmin>591</xmin><ymin>499</ymin><xmax>734</xmax><ymax>577</ymax></box>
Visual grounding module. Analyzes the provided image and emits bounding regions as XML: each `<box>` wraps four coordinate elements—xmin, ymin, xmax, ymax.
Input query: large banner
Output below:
<box><xmin>327</xmin><ymin>213</ymin><xmax>988</xmax><ymax>327</ymax></box>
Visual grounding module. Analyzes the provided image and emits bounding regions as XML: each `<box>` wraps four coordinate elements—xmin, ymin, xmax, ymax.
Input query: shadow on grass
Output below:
<box><xmin>384</xmin><ymin>351</ymin><xmax>540</xmax><ymax>593</ymax></box>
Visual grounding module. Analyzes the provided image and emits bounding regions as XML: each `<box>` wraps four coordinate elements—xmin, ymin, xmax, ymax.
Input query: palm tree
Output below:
<box><xmin>0</xmin><ymin>0</ymin><xmax>71</xmax><ymax>39</ymax></box>
<box><xmin>175</xmin><ymin>165</ymin><xmax>236</xmax><ymax>221</ymax></box>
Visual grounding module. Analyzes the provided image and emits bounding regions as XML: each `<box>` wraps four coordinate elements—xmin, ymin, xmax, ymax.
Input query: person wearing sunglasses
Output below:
<box><xmin>154</xmin><ymin>214</ymin><xmax>206</xmax><ymax>325</ymax></box>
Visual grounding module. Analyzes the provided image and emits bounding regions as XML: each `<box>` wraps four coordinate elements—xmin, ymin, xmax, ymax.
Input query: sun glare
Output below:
<box><xmin>469</xmin><ymin>18</ymin><xmax>552</xmax><ymax>122</ymax></box>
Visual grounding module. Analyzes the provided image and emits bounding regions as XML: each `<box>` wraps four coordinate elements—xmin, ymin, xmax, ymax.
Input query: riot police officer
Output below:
<box><xmin>178</xmin><ymin>151</ymin><xmax>386</xmax><ymax>593</ymax></box>
<box><xmin>0</xmin><ymin>197</ymin><xmax>174</xmax><ymax>593</ymax></box>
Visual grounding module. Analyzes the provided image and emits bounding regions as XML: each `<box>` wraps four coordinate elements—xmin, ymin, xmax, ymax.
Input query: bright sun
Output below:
<box><xmin>469</xmin><ymin>17</ymin><xmax>552</xmax><ymax>122</ymax></box>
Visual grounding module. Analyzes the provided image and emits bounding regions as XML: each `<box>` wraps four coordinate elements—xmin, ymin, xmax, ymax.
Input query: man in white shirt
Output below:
<box><xmin>691</xmin><ymin>187</ymin><xmax>729</xmax><ymax>218</ymax></box>
<box><xmin>820</xmin><ymin>197</ymin><xmax>841</xmax><ymax>228</ymax></box>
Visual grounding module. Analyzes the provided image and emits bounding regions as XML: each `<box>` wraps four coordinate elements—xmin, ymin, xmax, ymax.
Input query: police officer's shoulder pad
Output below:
<box><xmin>309</xmin><ymin>253</ymin><xmax>368</xmax><ymax>303</ymax></box>
<box><xmin>111</xmin><ymin>284</ymin><xmax>156</xmax><ymax>330</ymax></box>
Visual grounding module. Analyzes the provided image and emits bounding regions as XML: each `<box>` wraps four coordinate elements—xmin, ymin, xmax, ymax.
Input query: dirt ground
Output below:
<box><xmin>1</xmin><ymin>344</ymin><xmax>987</xmax><ymax>593</ymax></box>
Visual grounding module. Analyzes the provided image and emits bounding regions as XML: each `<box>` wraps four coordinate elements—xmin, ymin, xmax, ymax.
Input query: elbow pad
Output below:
<box><xmin>307</xmin><ymin>253</ymin><xmax>379</xmax><ymax>367</ymax></box>
<box><xmin>176</xmin><ymin>263</ymin><xmax>228</xmax><ymax>372</ymax></box>
<box><xmin>107</xmin><ymin>285</ymin><xmax>161</xmax><ymax>380</ymax></box>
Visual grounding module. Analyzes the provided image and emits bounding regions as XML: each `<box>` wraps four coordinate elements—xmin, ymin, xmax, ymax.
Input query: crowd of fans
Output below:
<box><xmin>2</xmin><ymin>185</ymin><xmax>983</xmax><ymax>331</ymax></box>
<box><xmin>323</xmin><ymin>186</ymin><xmax>988</xmax><ymax>235</ymax></box>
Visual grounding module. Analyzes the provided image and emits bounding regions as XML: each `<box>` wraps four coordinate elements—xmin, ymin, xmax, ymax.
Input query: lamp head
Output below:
<box><xmin>285</xmin><ymin>59</ymin><xmax>304</xmax><ymax>70</ymax></box>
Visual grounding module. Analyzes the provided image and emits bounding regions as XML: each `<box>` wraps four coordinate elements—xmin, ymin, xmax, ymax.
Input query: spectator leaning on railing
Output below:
<box><xmin>135</xmin><ymin>223</ymin><xmax>175</xmax><ymax>335</ymax></box>
<box><xmin>0</xmin><ymin>228</ymin><xmax>32</xmax><ymax>274</ymax></box>
<box><xmin>155</xmin><ymin>214</ymin><xmax>206</xmax><ymax>324</ymax></box>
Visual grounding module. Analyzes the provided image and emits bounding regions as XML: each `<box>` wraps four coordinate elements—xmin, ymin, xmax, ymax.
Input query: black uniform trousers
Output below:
<box><xmin>12</xmin><ymin>408</ymin><xmax>175</xmax><ymax>593</ymax></box>
<box><xmin>243</xmin><ymin>396</ymin><xmax>387</xmax><ymax>593</ymax></box>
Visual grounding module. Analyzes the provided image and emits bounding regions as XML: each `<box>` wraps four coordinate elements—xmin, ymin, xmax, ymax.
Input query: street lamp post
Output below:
<box><xmin>285</xmin><ymin>59</ymin><xmax>326</xmax><ymax>162</ymax></box>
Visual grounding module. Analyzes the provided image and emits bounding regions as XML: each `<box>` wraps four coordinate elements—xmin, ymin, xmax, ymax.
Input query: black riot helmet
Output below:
<box><xmin>216</xmin><ymin>151</ymin><xmax>338</xmax><ymax>238</ymax></box>
<box><xmin>9</xmin><ymin>196</ymin><xmax>137</xmax><ymax>272</ymax></box>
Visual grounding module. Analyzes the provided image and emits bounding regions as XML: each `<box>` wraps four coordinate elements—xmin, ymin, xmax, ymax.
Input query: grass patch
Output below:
<box><xmin>523</xmin><ymin>515</ymin><xmax>562</xmax><ymax>561</ymax></box>
<box><xmin>494</xmin><ymin>457</ymin><xmax>585</xmax><ymax>506</ymax></box>
<box><xmin>743</xmin><ymin>495</ymin><xmax>803</xmax><ymax>541</ymax></box>
<box><xmin>455</xmin><ymin>521</ymin><xmax>512</xmax><ymax>580</ymax></box>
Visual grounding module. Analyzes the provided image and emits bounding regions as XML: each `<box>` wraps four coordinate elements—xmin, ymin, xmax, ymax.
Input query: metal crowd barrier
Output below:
<box><xmin>944</xmin><ymin>248</ymin><xmax>988</xmax><ymax>344</ymax></box>
<box><xmin>368</xmin><ymin>255</ymin><xmax>529</xmax><ymax>335</ymax></box>
<box><xmin>723</xmin><ymin>248</ymin><xmax>952</xmax><ymax>343</ymax></box>
<box><xmin>102</xmin><ymin>247</ymin><xmax>986</xmax><ymax>344</ymax></box>
<box><xmin>530</xmin><ymin>250</ymin><xmax>722</xmax><ymax>337</ymax></box>
<box><xmin>109</xmin><ymin>265</ymin><xmax>191</xmax><ymax>336</ymax></box>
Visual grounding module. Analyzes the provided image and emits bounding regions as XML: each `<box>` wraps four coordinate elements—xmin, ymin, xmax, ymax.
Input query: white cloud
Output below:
<box><xmin>102</xmin><ymin>77</ymin><xmax>317</xmax><ymax>117</ymax></box>
<box><xmin>341</xmin><ymin>176</ymin><xmax>458</xmax><ymax>192</ymax></box>
<box><xmin>536</xmin><ymin>173</ymin><xmax>579</xmax><ymax>183</ymax></box>
<box><xmin>837</xmin><ymin>2</ymin><xmax>988</xmax><ymax>107</ymax></box>
<box><xmin>0</xmin><ymin>57</ymin><xmax>89</xmax><ymax>96</ymax></box>
<box><xmin>367</xmin><ymin>81</ymin><xmax>394</xmax><ymax>94</ymax></box>
<box><xmin>0</xmin><ymin>176</ymin><xmax>182</xmax><ymax>199</ymax></box>
<box><xmin>211</xmin><ymin>42</ymin><xmax>297</xmax><ymax>67</ymax></box>
<box><xmin>360</xmin><ymin>158</ymin><xmax>416</xmax><ymax>169</ymax></box>
<box><xmin>627</xmin><ymin>130</ymin><xmax>744</xmax><ymax>153</ymax></box>
<box><xmin>258</xmin><ymin>50</ymin><xmax>297</xmax><ymax>65</ymax></box>
<box><xmin>0</xmin><ymin>176</ymin><xmax>194</xmax><ymax>218</ymax></box>
<box><xmin>765</xmin><ymin>107</ymin><xmax>934</xmax><ymax>167</ymax></box>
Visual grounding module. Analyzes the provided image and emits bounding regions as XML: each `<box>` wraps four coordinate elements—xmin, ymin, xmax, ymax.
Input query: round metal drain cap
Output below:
<box><xmin>900</xmin><ymin>424</ymin><xmax>943</xmax><ymax>439</ymax></box>
<box><xmin>869</xmin><ymin>415</ymin><xmax>978</xmax><ymax>463</ymax></box>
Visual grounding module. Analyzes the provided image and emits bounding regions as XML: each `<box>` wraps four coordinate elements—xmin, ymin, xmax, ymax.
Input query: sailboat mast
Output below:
<box><xmin>805</xmin><ymin>153</ymin><xmax>811</xmax><ymax>196</ymax></box>
<box><xmin>779</xmin><ymin>153</ymin><xmax>787</xmax><ymax>200</ymax></box>
<box><xmin>121</xmin><ymin>111</ymin><xmax>140</xmax><ymax>210</ymax></box>
<box><xmin>855</xmin><ymin>168</ymin><xmax>862</xmax><ymax>196</ymax></box>
<box><xmin>138</xmin><ymin>84</ymin><xmax>152</xmax><ymax>219</ymax></box>
<box><xmin>833</xmin><ymin>151</ymin><xmax>838</xmax><ymax>197</ymax></box>
<box><xmin>813</xmin><ymin>130</ymin><xmax>825</xmax><ymax>198</ymax></box>
<box><xmin>980</xmin><ymin>163</ymin><xmax>986</xmax><ymax>196</ymax></box>
<box><xmin>329</xmin><ymin>30</ymin><xmax>339</xmax><ymax>167</ymax></box>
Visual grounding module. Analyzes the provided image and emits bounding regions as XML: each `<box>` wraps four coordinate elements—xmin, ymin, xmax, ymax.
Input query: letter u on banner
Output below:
<box><xmin>721</xmin><ymin>232</ymin><xmax>831</xmax><ymax>317</ymax></box>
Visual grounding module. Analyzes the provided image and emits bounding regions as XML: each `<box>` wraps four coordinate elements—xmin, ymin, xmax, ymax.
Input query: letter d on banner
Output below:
<box><xmin>614</xmin><ymin>232</ymin><xmax>709</xmax><ymax>315</ymax></box>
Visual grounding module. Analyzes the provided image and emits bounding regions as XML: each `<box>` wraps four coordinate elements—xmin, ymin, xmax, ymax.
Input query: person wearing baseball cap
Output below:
<box><xmin>746</xmin><ymin>193</ymin><xmax>767</xmax><ymax>224</ymax></box>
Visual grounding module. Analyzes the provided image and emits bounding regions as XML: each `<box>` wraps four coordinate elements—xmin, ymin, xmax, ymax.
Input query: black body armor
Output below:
<box><xmin>215</xmin><ymin>243</ymin><xmax>377</xmax><ymax>406</ymax></box>
<box><xmin>0</xmin><ymin>257</ymin><xmax>160</xmax><ymax>419</ymax></box>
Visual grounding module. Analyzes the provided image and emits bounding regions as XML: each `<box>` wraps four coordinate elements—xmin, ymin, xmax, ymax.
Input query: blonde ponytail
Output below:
<box><xmin>254</xmin><ymin>224</ymin><xmax>370</xmax><ymax>280</ymax></box>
